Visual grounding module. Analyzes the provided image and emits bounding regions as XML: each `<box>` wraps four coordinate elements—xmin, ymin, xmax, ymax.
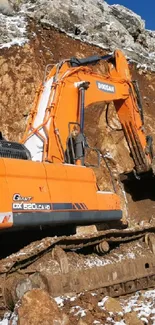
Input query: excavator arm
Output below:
<box><xmin>22</xmin><ymin>50</ymin><xmax>153</xmax><ymax>175</ymax></box>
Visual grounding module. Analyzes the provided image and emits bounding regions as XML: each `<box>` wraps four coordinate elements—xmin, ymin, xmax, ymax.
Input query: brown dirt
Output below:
<box><xmin>52</xmin><ymin>289</ymin><xmax>155</xmax><ymax>324</ymax></box>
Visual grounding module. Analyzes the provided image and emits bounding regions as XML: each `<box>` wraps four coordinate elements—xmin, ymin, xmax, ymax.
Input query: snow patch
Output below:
<box><xmin>70</xmin><ymin>306</ymin><xmax>86</xmax><ymax>317</ymax></box>
<box><xmin>98</xmin><ymin>296</ymin><xmax>108</xmax><ymax>308</ymax></box>
<box><xmin>54</xmin><ymin>296</ymin><xmax>64</xmax><ymax>307</ymax></box>
<box><xmin>54</xmin><ymin>294</ymin><xmax>80</xmax><ymax>308</ymax></box>
<box><xmin>103</xmin><ymin>151</ymin><xmax>113</xmax><ymax>159</ymax></box>
<box><xmin>0</xmin><ymin>320</ymin><xmax>9</xmax><ymax>325</ymax></box>
<box><xmin>120</xmin><ymin>289</ymin><xmax>155</xmax><ymax>323</ymax></box>
<box><xmin>0</xmin><ymin>312</ymin><xmax>12</xmax><ymax>325</ymax></box>
<box><xmin>84</xmin><ymin>255</ymin><xmax>112</xmax><ymax>268</ymax></box>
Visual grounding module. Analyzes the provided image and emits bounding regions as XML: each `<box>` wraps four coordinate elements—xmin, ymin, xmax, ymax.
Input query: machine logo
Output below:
<box><xmin>13</xmin><ymin>193</ymin><xmax>33</xmax><ymax>202</ymax></box>
<box><xmin>96</xmin><ymin>81</ymin><xmax>115</xmax><ymax>93</ymax></box>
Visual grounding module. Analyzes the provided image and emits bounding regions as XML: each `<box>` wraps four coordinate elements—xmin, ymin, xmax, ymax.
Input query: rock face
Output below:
<box><xmin>111</xmin><ymin>5</ymin><xmax>145</xmax><ymax>38</ymax></box>
<box><xmin>24</xmin><ymin>0</ymin><xmax>155</xmax><ymax>65</ymax></box>
<box><xmin>0</xmin><ymin>0</ymin><xmax>155</xmax><ymax>68</ymax></box>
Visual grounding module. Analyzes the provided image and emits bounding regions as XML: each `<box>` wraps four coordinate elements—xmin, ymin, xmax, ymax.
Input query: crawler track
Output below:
<box><xmin>0</xmin><ymin>223</ymin><xmax>155</xmax><ymax>317</ymax></box>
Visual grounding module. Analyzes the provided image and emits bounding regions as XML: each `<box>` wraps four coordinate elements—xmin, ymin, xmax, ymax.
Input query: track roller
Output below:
<box><xmin>94</xmin><ymin>240</ymin><xmax>110</xmax><ymax>254</ymax></box>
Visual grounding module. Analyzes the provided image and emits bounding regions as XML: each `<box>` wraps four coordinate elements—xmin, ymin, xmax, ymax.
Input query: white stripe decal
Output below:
<box><xmin>24</xmin><ymin>77</ymin><xmax>54</xmax><ymax>161</ymax></box>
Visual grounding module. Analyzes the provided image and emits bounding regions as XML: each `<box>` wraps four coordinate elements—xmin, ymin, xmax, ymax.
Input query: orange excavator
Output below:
<box><xmin>0</xmin><ymin>49</ymin><xmax>153</xmax><ymax>230</ymax></box>
<box><xmin>0</xmin><ymin>50</ymin><xmax>155</xmax><ymax>312</ymax></box>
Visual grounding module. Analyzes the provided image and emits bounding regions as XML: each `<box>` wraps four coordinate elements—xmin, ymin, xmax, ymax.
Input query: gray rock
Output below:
<box><xmin>110</xmin><ymin>5</ymin><xmax>145</xmax><ymax>38</ymax></box>
<box><xmin>0</xmin><ymin>0</ymin><xmax>14</xmax><ymax>16</ymax></box>
<box><xmin>1</xmin><ymin>0</ymin><xmax>155</xmax><ymax>70</ymax></box>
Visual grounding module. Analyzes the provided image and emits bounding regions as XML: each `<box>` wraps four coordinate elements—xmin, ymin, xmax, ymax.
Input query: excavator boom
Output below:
<box><xmin>22</xmin><ymin>49</ymin><xmax>152</xmax><ymax>174</ymax></box>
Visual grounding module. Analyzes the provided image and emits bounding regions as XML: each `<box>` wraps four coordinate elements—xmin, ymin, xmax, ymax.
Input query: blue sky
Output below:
<box><xmin>106</xmin><ymin>0</ymin><xmax>155</xmax><ymax>30</ymax></box>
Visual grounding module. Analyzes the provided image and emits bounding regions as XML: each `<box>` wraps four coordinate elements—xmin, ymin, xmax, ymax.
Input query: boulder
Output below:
<box><xmin>124</xmin><ymin>312</ymin><xmax>144</xmax><ymax>325</ymax></box>
<box><xmin>104</xmin><ymin>297</ymin><xmax>123</xmax><ymax>313</ymax></box>
<box><xmin>17</xmin><ymin>289</ymin><xmax>69</xmax><ymax>325</ymax></box>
